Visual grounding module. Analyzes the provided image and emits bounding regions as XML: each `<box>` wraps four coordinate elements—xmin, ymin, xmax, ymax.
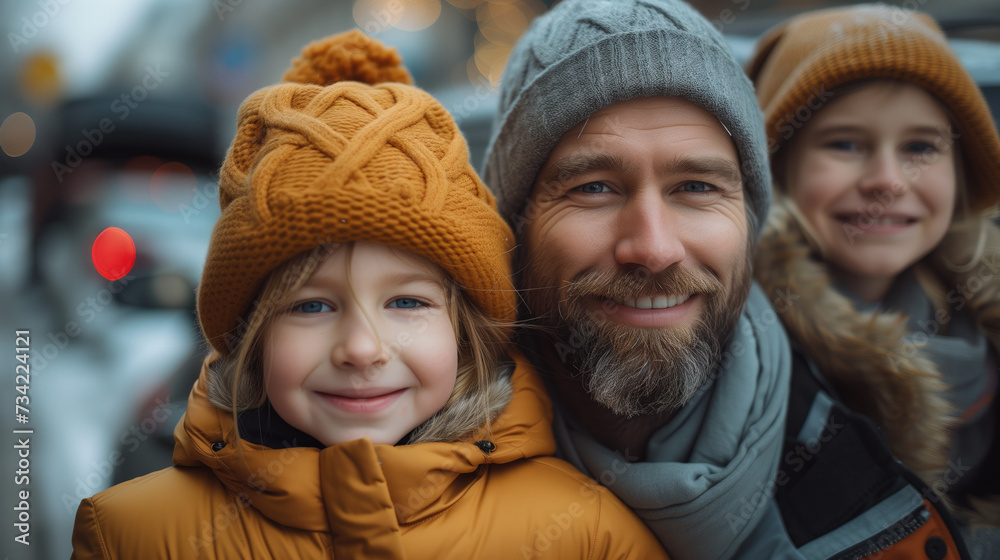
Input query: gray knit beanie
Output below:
<box><xmin>482</xmin><ymin>0</ymin><xmax>771</xmax><ymax>235</ymax></box>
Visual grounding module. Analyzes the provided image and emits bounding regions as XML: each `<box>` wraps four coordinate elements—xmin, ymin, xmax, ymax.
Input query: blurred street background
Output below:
<box><xmin>0</xmin><ymin>0</ymin><xmax>998</xmax><ymax>558</ymax></box>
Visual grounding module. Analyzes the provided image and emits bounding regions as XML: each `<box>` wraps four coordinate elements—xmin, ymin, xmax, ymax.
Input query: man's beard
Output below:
<box><xmin>522</xmin><ymin>257</ymin><xmax>751</xmax><ymax>418</ymax></box>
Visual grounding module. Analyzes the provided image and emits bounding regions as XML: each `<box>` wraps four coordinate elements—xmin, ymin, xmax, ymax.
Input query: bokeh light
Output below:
<box><xmin>395</xmin><ymin>0</ymin><xmax>441</xmax><ymax>31</ymax></box>
<box><xmin>473</xmin><ymin>33</ymin><xmax>512</xmax><ymax>86</ymax></box>
<box><xmin>0</xmin><ymin>112</ymin><xmax>36</xmax><ymax>157</ymax></box>
<box><xmin>92</xmin><ymin>227</ymin><xmax>136</xmax><ymax>281</ymax></box>
<box><xmin>19</xmin><ymin>51</ymin><xmax>62</xmax><ymax>105</ymax></box>
<box><xmin>466</xmin><ymin>0</ymin><xmax>544</xmax><ymax>86</ymax></box>
<box><xmin>446</xmin><ymin>0</ymin><xmax>489</xmax><ymax>9</ymax></box>
<box><xmin>353</xmin><ymin>0</ymin><xmax>403</xmax><ymax>33</ymax></box>
<box><xmin>477</xmin><ymin>0</ymin><xmax>539</xmax><ymax>45</ymax></box>
<box><xmin>353</xmin><ymin>0</ymin><xmax>441</xmax><ymax>33</ymax></box>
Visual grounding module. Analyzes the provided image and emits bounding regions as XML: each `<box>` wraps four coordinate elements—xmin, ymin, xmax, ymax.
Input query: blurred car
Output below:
<box><xmin>20</xmin><ymin>92</ymin><xmax>222</xmax><ymax>557</ymax></box>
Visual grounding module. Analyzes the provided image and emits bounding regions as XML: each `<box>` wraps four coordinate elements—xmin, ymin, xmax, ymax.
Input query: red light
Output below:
<box><xmin>91</xmin><ymin>227</ymin><xmax>136</xmax><ymax>281</ymax></box>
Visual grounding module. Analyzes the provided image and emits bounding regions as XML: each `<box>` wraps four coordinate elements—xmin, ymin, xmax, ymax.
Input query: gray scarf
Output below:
<box><xmin>872</xmin><ymin>270</ymin><xmax>996</xmax><ymax>487</ymax></box>
<box><xmin>550</xmin><ymin>283</ymin><xmax>791</xmax><ymax>560</ymax></box>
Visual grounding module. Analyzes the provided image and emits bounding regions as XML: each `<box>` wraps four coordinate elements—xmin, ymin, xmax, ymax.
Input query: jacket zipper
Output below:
<box><xmin>829</xmin><ymin>505</ymin><xmax>929</xmax><ymax>560</ymax></box>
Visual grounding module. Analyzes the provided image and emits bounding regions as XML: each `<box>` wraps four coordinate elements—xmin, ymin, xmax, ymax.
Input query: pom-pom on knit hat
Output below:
<box><xmin>482</xmin><ymin>0</ymin><xmax>771</xmax><ymax>235</ymax></box>
<box><xmin>747</xmin><ymin>4</ymin><xmax>1000</xmax><ymax>211</ymax></box>
<box><xmin>198</xmin><ymin>30</ymin><xmax>516</xmax><ymax>355</ymax></box>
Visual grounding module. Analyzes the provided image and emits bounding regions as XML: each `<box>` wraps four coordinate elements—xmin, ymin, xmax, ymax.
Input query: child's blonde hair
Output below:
<box><xmin>207</xmin><ymin>243</ymin><xmax>512</xmax><ymax>448</ymax></box>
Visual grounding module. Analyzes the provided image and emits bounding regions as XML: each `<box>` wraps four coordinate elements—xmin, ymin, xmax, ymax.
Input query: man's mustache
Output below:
<box><xmin>563</xmin><ymin>266</ymin><xmax>723</xmax><ymax>304</ymax></box>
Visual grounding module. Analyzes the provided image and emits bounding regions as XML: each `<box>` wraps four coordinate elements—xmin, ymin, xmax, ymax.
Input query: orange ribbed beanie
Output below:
<box><xmin>198</xmin><ymin>30</ymin><xmax>516</xmax><ymax>355</ymax></box>
<box><xmin>747</xmin><ymin>4</ymin><xmax>1000</xmax><ymax>210</ymax></box>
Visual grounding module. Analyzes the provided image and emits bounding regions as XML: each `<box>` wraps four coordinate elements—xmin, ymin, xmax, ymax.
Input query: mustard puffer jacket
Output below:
<box><xmin>71</xmin><ymin>351</ymin><xmax>667</xmax><ymax>559</ymax></box>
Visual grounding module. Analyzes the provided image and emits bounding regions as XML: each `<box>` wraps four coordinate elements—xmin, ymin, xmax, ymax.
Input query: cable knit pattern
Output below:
<box><xmin>200</xmin><ymin>31</ymin><xmax>516</xmax><ymax>354</ymax></box>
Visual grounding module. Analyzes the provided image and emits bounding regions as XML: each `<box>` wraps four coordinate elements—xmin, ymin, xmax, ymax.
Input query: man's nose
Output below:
<box><xmin>613</xmin><ymin>194</ymin><xmax>686</xmax><ymax>274</ymax></box>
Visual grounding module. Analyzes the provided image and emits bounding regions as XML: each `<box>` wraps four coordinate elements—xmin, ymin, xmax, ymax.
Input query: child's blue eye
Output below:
<box><xmin>293</xmin><ymin>301</ymin><xmax>332</xmax><ymax>314</ymax></box>
<box><xmin>905</xmin><ymin>141</ymin><xmax>938</xmax><ymax>155</ymax></box>
<box><xmin>827</xmin><ymin>140</ymin><xmax>859</xmax><ymax>152</ymax></box>
<box><xmin>387</xmin><ymin>298</ymin><xmax>425</xmax><ymax>309</ymax></box>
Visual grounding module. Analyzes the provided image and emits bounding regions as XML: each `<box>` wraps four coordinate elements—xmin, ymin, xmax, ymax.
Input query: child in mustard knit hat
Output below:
<box><xmin>69</xmin><ymin>31</ymin><xmax>666</xmax><ymax>559</ymax></box>
<box><xmin>748</xmin><ymin>4</ymin><xmax>1000</xmax><ymax>554</ymax></box>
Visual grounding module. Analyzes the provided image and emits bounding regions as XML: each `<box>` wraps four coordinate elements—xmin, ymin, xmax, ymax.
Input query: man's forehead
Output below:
<box><xmin>534</xmin><ymin>97</ymin><xmax>741</xmax><ymax>188</ymax></box>
<box><xmin>564</xmin><ymin>96</ymin><xmax>732</xmax><ymax>135</ymax></box>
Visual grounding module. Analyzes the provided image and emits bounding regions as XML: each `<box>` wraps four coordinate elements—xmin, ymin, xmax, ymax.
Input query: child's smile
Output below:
<box><xmin>263</xmin><ymin>242</ymin><xmax>459</xmax><ymax>446</ymax></box>
<box><xmin>782</xmin><ymin>80</ymin><xmax>958</xmax><ymax>302</ymax></box>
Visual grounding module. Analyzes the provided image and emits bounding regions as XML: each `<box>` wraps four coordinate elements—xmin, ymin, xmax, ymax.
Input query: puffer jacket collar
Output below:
<box><xmin>171</xmin><ymin>350</ymin><xmax>555</xmax><ymax>534</ymax></box>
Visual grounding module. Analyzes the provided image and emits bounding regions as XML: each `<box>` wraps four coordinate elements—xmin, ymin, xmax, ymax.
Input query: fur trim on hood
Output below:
<box><xmin>754</xmin><ymin>202</ymin><xmax>955</xmax><ymax>487</ymax></box>
<box><xmin>756</xmin><ymin>201</ymin><xmax>1000</xmax><ymax>528</ymax></box>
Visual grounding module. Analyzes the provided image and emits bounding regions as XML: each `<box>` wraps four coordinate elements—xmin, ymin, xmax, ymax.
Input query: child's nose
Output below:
<box><xmin>331</xmin><ymin>319</ymin><xmax>388</xmax><ymax>373</ymax></box>
<box><xmin>859</xmin><ymin>149</ymin><xmax>908</xmax><ymax>197</ymax></box>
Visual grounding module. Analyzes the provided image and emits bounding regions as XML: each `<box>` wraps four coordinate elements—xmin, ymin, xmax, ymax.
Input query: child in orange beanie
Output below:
<box><xmin>69</xmin><ymin>31</ymin><xmax>666</xmax><ymax>559</ymax></box>
<box><xmin>748</xmin><ymin>4</ymin><xmax>1000</xmax><ymax>555</ymax></box>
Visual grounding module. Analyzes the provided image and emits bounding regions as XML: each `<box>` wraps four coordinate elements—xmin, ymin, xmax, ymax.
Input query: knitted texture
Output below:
<box><xmin>199</xmin><ymin>30</ymin><xmax>515</xmax><ymax>355</ymax></box>
<box><xmin>747</xmin><ymin>4</ymin><xmax>1000</xmax><ymax>210</ymax></box>
<box><xmin>482</xmin><ymin>0</ymin><xmax>771</xmax><ymax>234</ymax></box>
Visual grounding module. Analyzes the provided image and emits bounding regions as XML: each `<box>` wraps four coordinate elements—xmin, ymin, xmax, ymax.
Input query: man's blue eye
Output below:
<box><xmin>576</xmin><ymin>182</ymin><xmax>610</xmax><ymax>194</ymax></box>
<box><xmin>294</xmin><ymin>301</ymin><xmax>331</xmax><ymax>313</ymax></box>
<box><xmin>388</xmin><ymin>298</ymin><xmax>424</xmax><ymax>309</ymax></box>
<box><xmin>681</xmin><ymin>182</ymin><xmax>714</xmax><ymax>193</ymax></box>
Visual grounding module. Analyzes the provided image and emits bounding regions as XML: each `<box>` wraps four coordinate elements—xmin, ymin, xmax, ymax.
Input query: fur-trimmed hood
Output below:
<box><xmin>756</xmin><ymin>201</ymin><xmax>1000</xmax><ymax>527</ymax></box>
<box><xmin>755</xmin><ymin>202</ymin><xmax>954</xmax><ymax>484</ymax></box>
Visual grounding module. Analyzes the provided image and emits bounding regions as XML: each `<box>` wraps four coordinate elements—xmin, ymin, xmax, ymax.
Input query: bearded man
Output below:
<box><xmin>482</xmin><ymin>1</ymin><xmax>971</xmax><ymax>559</ymax></box>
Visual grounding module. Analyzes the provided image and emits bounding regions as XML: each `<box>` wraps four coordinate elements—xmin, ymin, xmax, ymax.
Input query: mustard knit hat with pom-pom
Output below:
<box><xmin>198</xmin><ymin>30</ymin><xmax>516</xmax><ymax>355</ymax></box>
